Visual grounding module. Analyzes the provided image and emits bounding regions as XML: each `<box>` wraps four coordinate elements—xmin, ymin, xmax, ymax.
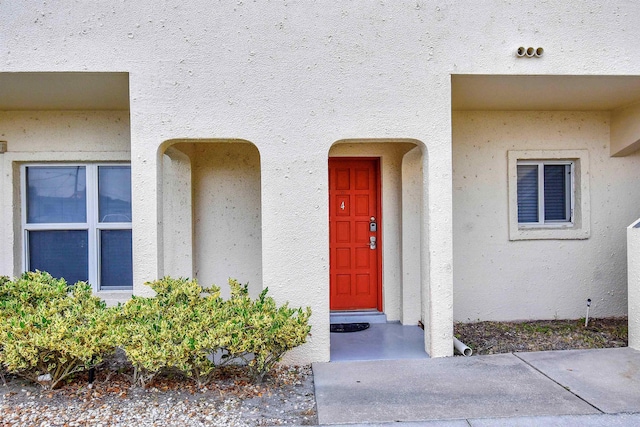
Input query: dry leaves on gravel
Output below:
<box><xmin>1</xmin><ymin>364</ymin><xmax>318</xmax><ymax>426</ymax></box>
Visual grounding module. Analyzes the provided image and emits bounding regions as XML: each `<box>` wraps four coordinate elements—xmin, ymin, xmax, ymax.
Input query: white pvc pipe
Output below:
<box><xmin>516</xmin><ymin>47</ymin><xmax>543</xmax><ymax>58</ymax></box>
<box><xmin>585</xmin><ymin>306</ymin><xmax>590</xmax><ymax>327</ymax></box>
<box><xmin>454</xmin><ymin>337</ymin><xmax>473</xmax><ymax>357</ymax></box>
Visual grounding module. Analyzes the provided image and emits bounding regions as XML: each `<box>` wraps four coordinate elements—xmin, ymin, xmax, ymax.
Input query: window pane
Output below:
<box><xmin>544</xmin><ymin>165</ymin><xmax>569</xmax><ymax>221</ymax></box>
<box><xmin>517</xmin><ymin>165</ymin><xmax>538</xmax><ymax>223</ymax></box>
<box><xmin>28</xmin><ymin>230</ymin><xmax>88</xmax><ymax>284</ymax></box>
<box><xmin>100</xmin><ymin>229</ymin><xmax>133</xmax><ymax>290</ymax></box>
<box><xmin>98</xmin><ymin>166</ymin><xmax>132</xmax><ymax>223</ymax></box>
<box><xmin>26</xmin><ymin>166</ymin><xmax>86</xmax><ymax>223</ymax></box>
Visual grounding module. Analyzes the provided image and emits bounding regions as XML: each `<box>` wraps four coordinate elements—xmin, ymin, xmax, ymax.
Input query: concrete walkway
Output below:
<box><xmin>312</xmin><ymin>347</ymin><xmax>640</xmax><ymax>426</ymax></box>
<box><xmin>330</xmin><ymin>323</ymin><xmax>429</xmax><ymax>362</ymax></box>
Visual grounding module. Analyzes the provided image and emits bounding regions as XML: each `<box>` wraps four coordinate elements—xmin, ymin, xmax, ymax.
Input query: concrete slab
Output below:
<box><xmin>313</xmin><ymin>354</ymin><xmax>598</xmax><ymax>425</ymax></box>
<box><xmin>516</xmin><ymin>347</ymin><xmax>640</xmax><ymax>414</ymax></box>
<box><xmin>330</xmin><ymin>311</ymin><xmax>388</xmax><ymax>324</ymax></box>
<box><xmin>330</xmin><ymin>323</ymin><xmax>428</xmax><ymax>362</ymax></box>
<box><xmin>317</xmin><ymin>421</ymin><xmax>469</xmax><ymax>427</ymax></box>
<box><xmin>469</xmin><ymin>413</ymin><xmax>640</xmax><ymax>426</ymax></box>
<box><xmin>307</xmin><ymin>415</ymin><xmax>640</xmax><ymax>427</ymax></box>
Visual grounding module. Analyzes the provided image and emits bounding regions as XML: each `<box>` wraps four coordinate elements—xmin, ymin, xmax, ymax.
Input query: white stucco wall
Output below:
<box><xmin>5</xmin><ymin>1</ymin><xmax>640</xmax><ymax>361</ymax></box>
<box><xmin>0</xmin><ymin>111</ymin><xmax>130</xmax><ymax>154</ymax></box>
<box><xmin>611</xmin><ymin>102</ymin><xmax>640</xmax><ymax>157</ymax></box>
<box><xmin>190</xmin><ymin>142</ymin><xmax>262</xmax><ymax>298</ymax></box>
<box><xmin>161</xmin><ymin>141</ymin><xmax>263</xmax><ymax>299</ymax></box>
<box><xmin>453</xmin><ymin>111</ymin><xmax>640</xmax><ymax>321</ymax></box>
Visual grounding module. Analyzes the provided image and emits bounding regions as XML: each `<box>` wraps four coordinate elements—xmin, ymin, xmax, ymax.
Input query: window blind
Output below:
<box><xmin>544</xmin><ymin>164</ymin><xmax>569</xmax><ymax>221</ymax></box>
<box><xmin>517</xmin><ymin>164</ymin><xmax>538</xmax><ymax>223</ymax></box>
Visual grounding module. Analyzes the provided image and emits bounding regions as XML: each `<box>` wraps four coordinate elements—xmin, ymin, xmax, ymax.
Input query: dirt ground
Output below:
<box><xmin>454</xmin><ymin>317</ymin><xmax>628</xmax><ymax>356</ymax></box>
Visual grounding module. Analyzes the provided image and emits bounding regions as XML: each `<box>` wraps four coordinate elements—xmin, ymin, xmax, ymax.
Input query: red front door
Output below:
<box><xmin>329</xmin><ymin>158</ymin><xmax>381</xmax><ymax>311</ymax></box>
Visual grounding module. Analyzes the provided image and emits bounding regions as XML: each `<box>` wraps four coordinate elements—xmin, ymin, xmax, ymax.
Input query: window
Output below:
<box><xmin>517</xmin><ymin>161</ymin><xmax>573</xmax><ymax>225</ymax></box>
<box><xmin>22</xmin><ymin>164</ymin><xmax>132</xmax><ymax>290</ymax></box>
<box><xmin>508</xmin><ymin>150</ymin><xmax>590</xmax><ymax>241</ymax></box>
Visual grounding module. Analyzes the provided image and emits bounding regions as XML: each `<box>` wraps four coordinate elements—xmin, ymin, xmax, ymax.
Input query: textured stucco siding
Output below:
<box><xmin>453</xmin><ymin>111</ymin><xmax>640</xmax><ymax>321</ymax></box>
<box><xmin>2</xmin><ymin>1</ymin><xmax>640</xmax><ymax>362</ymax></box>
<box><xmin>190</xmin><ymin>142</ymin><xmax>262</xmax><ymax>298</ymax></box>
<box><xmin>629</xmin><ymin>220</ymin><xmax>640</xmax><ymax>350</ymax></box>
<box><xmin>0</xmin><ymin>111</ymin><xmax>130</xmax><ymax>154</ymax></box>
<box><xmin>162</xmin><ymin>146</ymin><xmax>194</xmax><ymax>280</ymax></box>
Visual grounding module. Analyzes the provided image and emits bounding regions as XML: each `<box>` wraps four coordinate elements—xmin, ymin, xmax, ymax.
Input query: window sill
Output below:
<box><xmin>97</xmin><ymin>290</ymin><xmax>133</xmax><ymax>306</ymax></box>
<box><xmin>510</xmin><ymin>226</ymin><xmax>590</xmax><ymax>241</ymax></box>
<box><xmin>518</xmin><ymin>222</ymin><xmax>573</xmax><ymax>229</ymax></box>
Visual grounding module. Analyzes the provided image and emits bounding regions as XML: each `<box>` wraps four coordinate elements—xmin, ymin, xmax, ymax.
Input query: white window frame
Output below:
<box><xmin>508</xmin><ymin>150</ymin><xmax>590</xmax><ymax>241</ymax></box>
<box><xmin>516</xmin><ymin>160</ymin><xmax>574</xmax><ymax>228</ymax></box>
<box><xmin>21</xmin><ymin>163</ymin><xmax>132</xmax><ymax>291</ymax></box>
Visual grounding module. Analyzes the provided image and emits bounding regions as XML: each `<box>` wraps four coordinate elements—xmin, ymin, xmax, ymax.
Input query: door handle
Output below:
<box><xmin>369</xmin><ymin>236</ymin><xmax>377</xmax><ymax>250</ymax></box>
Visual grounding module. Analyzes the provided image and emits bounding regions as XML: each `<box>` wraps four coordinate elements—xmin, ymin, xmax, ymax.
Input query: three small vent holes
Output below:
<box><xmin>516</xmin><ymin>47</ymin><xmax>544</xmax><ymax>58</ymax></box>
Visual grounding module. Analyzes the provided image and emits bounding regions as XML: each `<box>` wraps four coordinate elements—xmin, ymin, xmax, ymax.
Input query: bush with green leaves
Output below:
<box><xmin>0</xmin><ymin>271</ymin><xmax>116</xmax><ymax>389</ymax></box>
<box><xmin>113</xmin><ymin>277</ymin><xmax>227</xmax><ymax>387</ymax></box>
<box><xmin>0</xmin><ymin>274</ymin><xmax>10</xmax><ymax>383</ymax></box>
<box><xmin>221</xmin><ymin>279</ymin><xmax>312</xmax><ymax>382</ymax></box>
<box><xmin>113</xmin><ymin>277</ymin><xmax>312</xmax><ymax>386</ymax></box>
<box><xmin>0</xmin><ymin>273</ymin><xmax>312</xmax><ymax>389</ymax></box>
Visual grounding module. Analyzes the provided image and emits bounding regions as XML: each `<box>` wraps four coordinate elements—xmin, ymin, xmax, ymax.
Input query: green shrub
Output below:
<box><xmin>0</xmin><ymin>275</ymin><xmax>10</xmax><ymax>383</ymax></box>
<box><xmin>0</xmin><ymin>271</ymin><xmax>116</xmax><ymax>389</ymax></box>
<box><xmin>113</xmin><ymin>277</ymin><xmax>312</xmax><ymax>386</ymax></box>
<box><xmin>0</xmin><ymin>272</ymin><xmax>312</xmax><ymax>389</ymax></box>
<box><xmin>0</xmin><ymin>274</ymin><xmax>11</xmax><ymax>297</ymax></box>
<box><xmin>221</xmin><ymin>279</ymin><xmax>312</xmax><ymax>383</ymax></box>
<box><xmin>113</xmin><ymin>277</ymin><xmax>226</xmax><ymax>387</ymax></box>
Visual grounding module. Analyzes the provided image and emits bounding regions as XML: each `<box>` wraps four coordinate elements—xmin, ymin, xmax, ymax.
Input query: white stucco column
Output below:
<box><xmin>162</xmin><ymin>146</ymin><xmax>194</xmax><ymax>279</ymax></box>
<box><xmin>422</xmin><ymin>78</ymin><xmax>454</xmax><ymax>358</ymax></box>
<box><xmin>628</xmin><ymin>219</ymin><xmax>640</xmax><ymax>350</ymax></box>
<box><xmin>130</xmin><ymin>131</ymin><xmax>163</xmax><ymax>297</ymax></box>
<box><xmin>259</xmin><ymin>147</ymin><xmax>331</xmax><ymax>363</ymax></box>
<box><xmin>0</xmin><ymin>149</ymin><xmax>9</xmax><ymax>276</ymax></box>
<box><xmin>401</xmin><ymin>146</ymin><xmax>424</xmax><ymax>325</ymax></box>
<box><xmin>425</xmin><ymin>147</ymin><xmax>454</xmax><ymax>357</ymax></box>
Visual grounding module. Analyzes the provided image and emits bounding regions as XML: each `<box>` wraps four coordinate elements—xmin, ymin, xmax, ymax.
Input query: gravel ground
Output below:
<box><xmin>1</xmin><ymin>362</ymin><xmax>317</xmax><ymax>427</ymax></box>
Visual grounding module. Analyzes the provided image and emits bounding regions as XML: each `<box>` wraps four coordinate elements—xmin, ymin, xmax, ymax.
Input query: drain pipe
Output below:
<box><xmin>453</xmin><ymin>337</ymin><xmax>473</xmax><ymax>357</ymax></box>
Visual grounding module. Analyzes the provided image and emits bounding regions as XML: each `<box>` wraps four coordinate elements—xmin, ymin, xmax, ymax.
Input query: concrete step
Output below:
<box><xmin>330</xmin><ymin>311</ymin><xmax>388</xmax><ymax>324</ymax></box>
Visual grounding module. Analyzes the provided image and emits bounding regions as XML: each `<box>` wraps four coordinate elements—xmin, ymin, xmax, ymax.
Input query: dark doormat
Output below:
<box><xmin>330</xmin><ymin>322</ymin><xmax>370</xmax><ymax>333</ymax></box>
